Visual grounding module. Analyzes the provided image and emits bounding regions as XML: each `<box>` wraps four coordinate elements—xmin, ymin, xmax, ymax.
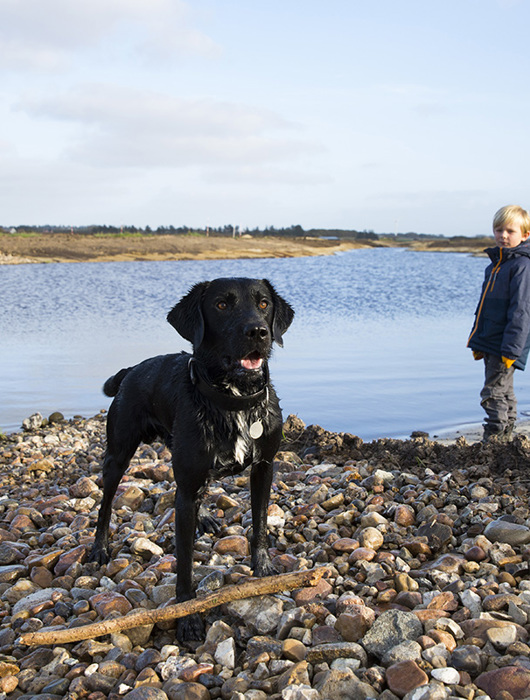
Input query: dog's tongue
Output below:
<box><xmin>241</xmin><ymin>356</ymin><xmax>263</xmax><ymax>370</ymax></box>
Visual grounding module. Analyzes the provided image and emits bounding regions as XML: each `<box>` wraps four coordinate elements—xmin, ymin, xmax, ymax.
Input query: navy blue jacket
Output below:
<box><xmin>468</xmin><ymin>239</ymin><xmax>530</xmax><ymax>369</ymax></box>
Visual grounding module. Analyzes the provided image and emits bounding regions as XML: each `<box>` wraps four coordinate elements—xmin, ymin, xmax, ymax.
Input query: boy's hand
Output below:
<box><xmin>472</xmin><ymin>350</ymin><xmax>484</xmax><ymax>360</ymax></box>
<box><xmin>502</xmin><ymin>356</ymin><xmax>516</xmax><ymax>368</ymax></box>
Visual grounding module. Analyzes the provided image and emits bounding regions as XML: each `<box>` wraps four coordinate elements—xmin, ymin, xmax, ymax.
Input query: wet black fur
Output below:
<box><xmin>89</xmin><ymin>277</ymin><xmax>294</xmax><ymax>641</ymax></box>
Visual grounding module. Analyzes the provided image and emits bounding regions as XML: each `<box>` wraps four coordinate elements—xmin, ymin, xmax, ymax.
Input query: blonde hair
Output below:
<box><xmin>493</xmin><ymin>205</ymin><xmax>530</xmax><ymax>234</ymax></box>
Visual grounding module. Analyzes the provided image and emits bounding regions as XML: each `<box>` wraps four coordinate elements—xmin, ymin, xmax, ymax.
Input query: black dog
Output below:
<box><xmin>89</xmin><ymin>277</ymin><xmax>294</xmax><ymax>640</ymax></box>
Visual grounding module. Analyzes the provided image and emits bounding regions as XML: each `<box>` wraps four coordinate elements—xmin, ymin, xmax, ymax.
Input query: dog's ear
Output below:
<box><xmin>263</xmin><ymin>279</ymin><xmax>294</xmax><ymax>347</ymax></box>
<box><xmin>167</xmin><ymin>281</ymin><xmax>210</xmax><ymax>349</ymax></box>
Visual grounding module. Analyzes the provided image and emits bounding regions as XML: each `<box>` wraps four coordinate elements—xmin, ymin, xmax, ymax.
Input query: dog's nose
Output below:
<box><xmin>245</xmin><ymin>324</ymin><xmax>269</xmax><ymax>340</ymax></box>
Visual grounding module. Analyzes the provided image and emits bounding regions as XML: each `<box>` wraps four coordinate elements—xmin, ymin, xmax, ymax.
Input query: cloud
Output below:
<box><xmin>16</xmin><ymin>84</ymin><xmax>319</xmax><ymax>169</ymax></box>
<box><xmin>201</xmin><ymin>165</ymin><xmax>331</xmax><ymax>186</ymax></box>
<box><xmin>0</xmin><ymin>0</ymin><xmax>219</xmax><ymax>71</ymax></box>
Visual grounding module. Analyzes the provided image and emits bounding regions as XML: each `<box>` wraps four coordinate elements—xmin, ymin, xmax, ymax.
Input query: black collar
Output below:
<box><xmin>188</xmin><ymin>358</ymin><xmax>269</xmax><ymax>411</ymax></box>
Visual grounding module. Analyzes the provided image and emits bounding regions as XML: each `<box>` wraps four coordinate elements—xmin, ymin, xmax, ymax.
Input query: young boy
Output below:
<box><xmin>468</xmin><ymin>205</ymin><xmax>530</xmax><ymax>441</ymax></box>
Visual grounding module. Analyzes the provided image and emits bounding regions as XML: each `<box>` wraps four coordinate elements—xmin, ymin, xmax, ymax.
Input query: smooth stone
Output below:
<box><xmin>358</xmin><ymin>527</ymin><xmax>384</xmax><ymax>550</ymax></box>
<box><xmin>449</xmin><ymin>645</ymin><xmax>486</xmax><ymax>675</ymax></box>
<box><xmin>484</xmin><ymin>519</ymin><xmax>530</xmax><ymax>546</ymax></box>
<box><xmin>476</xmin><ymin>666</ymin><xmax>530</xmax><ymax>700</ymax></box>
<box><xmin>385</xmin><ymin>660</ymin><xmax>429</xmax><ymax>697</ymax></box>
<box><xmin>430</xmin><ymin>666</ymin><xmax>460</xmax><ymax>684</ymax></box>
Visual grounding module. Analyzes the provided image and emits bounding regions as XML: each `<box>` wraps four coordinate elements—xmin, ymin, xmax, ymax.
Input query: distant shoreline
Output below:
<box><xmin>0</xmin><ymin>232</ymin><xmax>491</xmax><ymax>265</ymax></box>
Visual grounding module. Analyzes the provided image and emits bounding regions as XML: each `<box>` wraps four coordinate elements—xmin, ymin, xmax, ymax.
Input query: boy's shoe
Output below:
<box><xmin>482</xmin><ymin>423</ymin><xmax>515</xmax><ymax>443</ymax></box>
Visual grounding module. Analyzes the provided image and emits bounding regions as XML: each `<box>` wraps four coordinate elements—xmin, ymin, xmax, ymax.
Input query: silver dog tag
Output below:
<box><xmin>249</xmin><ymin>420</ymin><xmax>264</xmax><ymax>439</ymax></box>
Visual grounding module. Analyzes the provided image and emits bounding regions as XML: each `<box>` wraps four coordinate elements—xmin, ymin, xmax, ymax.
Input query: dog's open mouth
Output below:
<box><xmin>240</xmin><ymin>351</ymin><xmax>263</xmax><ymax>371</ymax></box>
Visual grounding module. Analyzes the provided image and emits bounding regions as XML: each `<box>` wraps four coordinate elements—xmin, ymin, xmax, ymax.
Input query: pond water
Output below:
<box><xmin>2</xmin><ymin>247</ymin><xmax>528</xmax><ymax>440</ymax></box>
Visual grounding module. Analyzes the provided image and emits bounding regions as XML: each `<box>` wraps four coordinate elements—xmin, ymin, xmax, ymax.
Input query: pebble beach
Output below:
<box><xmin>1</xmin><ymin>412</ymin><xmax>530</xmax><ymax>700</ymax></box>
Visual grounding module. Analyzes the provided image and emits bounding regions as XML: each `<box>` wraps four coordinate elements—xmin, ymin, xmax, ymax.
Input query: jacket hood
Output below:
<box><xmin>486</xmin><ymin>237</ymin><xmax>530</xmax><ymax>263</ymax></box>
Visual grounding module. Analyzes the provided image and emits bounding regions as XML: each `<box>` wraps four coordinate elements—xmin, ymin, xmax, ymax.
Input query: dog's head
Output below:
<box><xmin>167</xmin><ymin>277</ymin><xmax>294</xmax><ymax>379</ymax></box>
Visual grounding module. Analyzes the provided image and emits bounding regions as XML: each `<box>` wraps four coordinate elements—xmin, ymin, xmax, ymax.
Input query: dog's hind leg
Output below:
<box><xmin>249</xmin><ymin>460</ymin><xmax>277</xmax><ymax>577</ymax></box>
<box><xmin>89</xmin><ymin>410</ymin><xmax>141</xmax><ymax>564</ymax></box>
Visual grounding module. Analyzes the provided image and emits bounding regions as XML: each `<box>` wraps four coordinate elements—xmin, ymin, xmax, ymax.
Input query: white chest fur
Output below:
<box><xmin>234</xmin><ymin>413</ymin><xmax>252</xmax><ymax>465</ymax></box>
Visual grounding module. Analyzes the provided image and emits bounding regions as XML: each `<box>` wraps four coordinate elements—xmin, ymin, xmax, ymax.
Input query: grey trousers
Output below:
<box><xmin>480</xmin><ymin>353</ymin><xmax>517</xmax><ymax>434</ymax></box>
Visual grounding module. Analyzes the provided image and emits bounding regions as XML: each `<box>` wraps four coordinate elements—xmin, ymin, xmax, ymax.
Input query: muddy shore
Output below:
<box><xmin>1</xmin><ymin>411</ymin><xmax>530</xmax><ymax>699</ymax></box>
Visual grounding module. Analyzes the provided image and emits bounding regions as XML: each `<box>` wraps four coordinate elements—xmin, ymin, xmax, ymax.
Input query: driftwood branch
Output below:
<box><xmin>17</xmin><ymin>566</ymin><xmax>331</xmax><ymax>647</ymax></box>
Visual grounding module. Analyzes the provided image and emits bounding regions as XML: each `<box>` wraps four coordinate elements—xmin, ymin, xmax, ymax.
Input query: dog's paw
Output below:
<box><xmin>176</xmin><ymin>613</ymin><xmax>204</xmax><ymax>643</ymax></box>
<box><xmin>252</xmin><ymin>551</ymin><xmax>277</xmax><ymax>578</ymax></box>
<box><xmin>88</xmin><ymin>545</ymin><xmax>110</xmax><ymax>565</ymax></box>
<box><xmin>197</xmin><ymin>513</ymin><xmax>221</xmax><ymax>535</ymax></box>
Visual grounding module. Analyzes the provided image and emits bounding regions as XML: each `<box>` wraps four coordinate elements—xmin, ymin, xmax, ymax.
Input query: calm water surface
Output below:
<box><xmin>3</xmin><ymin>248</ymin><xmax>528</xmax><ymax>439</ymax></box>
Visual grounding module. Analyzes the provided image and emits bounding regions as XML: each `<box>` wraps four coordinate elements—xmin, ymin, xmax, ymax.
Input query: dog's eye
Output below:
<box><xmin>259</xmin><ymin>299</ymin><xmax>269</xmax><ymax>310</ymax></box>
<box><xmin>216</xmin><ymin>301</ymin><xmax>228</xmax><ymax>310</ymax></box>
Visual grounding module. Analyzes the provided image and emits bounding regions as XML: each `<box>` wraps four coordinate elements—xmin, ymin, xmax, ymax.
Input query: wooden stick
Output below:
<box><xmin>17</xmin><ymin>566</ymin><xmax>331</xmax><ymax>647</ymax></box>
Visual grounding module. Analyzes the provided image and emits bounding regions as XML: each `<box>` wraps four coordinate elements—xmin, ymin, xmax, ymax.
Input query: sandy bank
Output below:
<box><xmin>0</xmin><ymin>232</ymin><xmax>494</xmax><ymax>265</ymax></box>
<box><xmin>0</xmin><ymin>233</ymin><xmax>382</xmax><ymax>265</ymax></box>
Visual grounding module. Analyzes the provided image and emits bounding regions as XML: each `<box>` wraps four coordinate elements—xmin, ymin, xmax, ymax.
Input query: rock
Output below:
<box><xmin>48</xmin><ymin>411</ymin><xmax>64</xmax><ymax>423</ymax></box>
<box><xmin>226</xmin><ymin>595</ymin><xmax>283</xmax><ymax>634</ymax></box>
<box><xmin>361</xmin><ymin>609</ymin><xmax>423</xmax><ymax>660</ymax></box>
<box><xmin>306</xmin><ymin>642</ymin><xmax>367</xmax><ymax>666</ymax></box>
<box><xmin>115</xmin><ymin>485</ymin><xmax>145</xmax><ymax>510</ymax></box>
<box><xmin>69</xmin><ymin>476</ymin><xmax>99</xmax><ymax>498</ymax></box>
<box><xmin>430</xmin><ymin>667</ymin><xmax>460</xmax><ymax>684</ymax></box>
<box><xmin>386</xmin><ymin>660</ymin><xmax>429</xmax><ymax>697</ymax></box>
<box><xmin>416</xmin><ymin>519</ymin><xmax>453</xmax><ymax>550</ymax></box>
<box><xmin>281</xmin><ymin>685</ymin><xmax>320</xmax><ymax>700</ymax></box>
<box><xmin>335</xmin><ymin>608</ymin><xmax>375</xmax><ymax>642</ymax></box>
<box><xmin>292</xmin><ymin>577</ymin><xmax>333</xmax><ymax>605</ymax></box>
<box><xmin>163</xmin><ymin>682</ymin><xmax>209</xmax><ymax>700</ymax></box>
<box><xmin>358</xmin><ymin>526</ymin><xmax>384</xmax><ymax>550</ymax></box>
<box><xmin>130</xmin><ymin>537</ymin><xmax>165</xmax><ymax>559</ymax></box>
<box><xmin>22</xmin><ymin>412</ymin><xmax>44</xmax><ymax>430</ymax></box>
<box><xmin>214</xmin><ymin>636</ymin><xmax>236</xmax><ymax>669</ymax></box>
<box><xmin>54</xmin><ymin>544</ymin><xmax>87</xmax><ymax>575</ymax></box>
<box><xmin>395</xmin><ymin>505</ymin><xmax>416</xmax><ymax>526</ymax></box>
<box><xmin>484</xmin><ymin>519</ymin><xmax>530</xmax><ymax>546</ymax></box>
<box><xmin>449</xmin><ymin>645</ymin><xmax>485</xmax><ymax>675</ymax></box>
<box><xmin>124</xmin><ymin>688</ymin><xmax>170</xmax><ymax>700</ymax></box>
<box><xmin>476</xmin><ymin>666</ymin><xmax>530</xmax><ymax>699</ymax></box>
<box><xmin>90</xmin><ymin>590</ymin><xmax>133</xmax><ymax>617</ymax></box>
<box><xmin>402</xmin><ymin>682</ymin><xmax>449</xmax><ymax>700</ymax></box>
<box><xmin>314</xmin><ymin>668</ymin><xmax>377</xmax><ymax>700</ymax></box>
<box><xmin>135</xmin><ymin>648</ymin><xmax>162</xmax><ymax>671</ymax></box>
<box><xmin>177</xmin><ymin>663</ymin><xmax>214</xmax><ymax>682</ymax></box>
<box><xmin>282</xmin><ymin>638</ymin><xmax>307</xmax><ymax>661</ymax></box>
<box><xmin>487</xmin><ymin>624</ymin><xmax>518</xmax><ymax>649</ymax></box>
<box><xmin>212</xmin><ymin>535</ymin><xmax>249</xmax><ymax>556</ymax></box>
<box><xmin>19</xmin><ymin>647</ymin><xmax>56</xmax><ymax>670</ymax></box>
<box><xmin>381</xmin><ymin>640</ymin><xmax>422</xmax><ymax>667</ymax></box>
<box><xmin>460</xmin><ymin>618</ymin><xmax>527</xmax><ymax>643</ymax></box>
<box><xmin>12</xmin><ymin>586</ymin><xmax>68</xmax><ymax>615</ymax></box>
<box><xmin>331</xmin><ymin>537</ymin><xmax>359</xmax><ymax>553</ymax></box>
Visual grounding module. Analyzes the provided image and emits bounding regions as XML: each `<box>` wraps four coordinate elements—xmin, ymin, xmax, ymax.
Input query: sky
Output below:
<box><xmin>1</xmin><ymin>0</ymin><xmax>529</xmax><ymax>237</ymax></box>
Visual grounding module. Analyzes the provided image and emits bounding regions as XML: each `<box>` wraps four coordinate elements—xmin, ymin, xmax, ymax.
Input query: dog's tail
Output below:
<box><xmin>103</xmin><ymin>367</ymin><xmax>131</xmax><ymax>397</ymax></box>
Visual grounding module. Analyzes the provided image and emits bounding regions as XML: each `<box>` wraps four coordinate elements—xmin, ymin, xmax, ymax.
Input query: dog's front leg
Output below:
<box><xmin>174</xmin><ymin>485</ymin><xmax>204</xmax><ymax>642</ymax></box>
<box><xmin>250</xmin><ymin>460</ymin><xmax>277</xmax><ymax>577</ymax></box>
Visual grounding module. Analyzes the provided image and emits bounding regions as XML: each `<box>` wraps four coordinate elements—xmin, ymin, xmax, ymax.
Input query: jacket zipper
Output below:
<box><xmin>467</xmin><ymin>247</ymin><xmax>503</xmax><ymax>346</ymax></box>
